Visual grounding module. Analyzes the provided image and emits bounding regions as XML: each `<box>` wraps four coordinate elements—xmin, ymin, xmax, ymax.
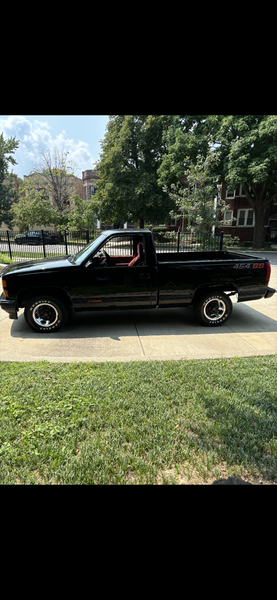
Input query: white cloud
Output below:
<box><xmin>0</xmin><ymin>115</ymin><xmax>95</xmax><ymax>179</ymax></box>
<box><xmin>33</xmin><ymin>119</ymin><xmax>51</xmax><ymax>129</ymax></box>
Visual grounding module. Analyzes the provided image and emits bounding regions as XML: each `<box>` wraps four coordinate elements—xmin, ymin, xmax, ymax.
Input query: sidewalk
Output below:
<box><xmin>0</xmin><ymin>264</ymin><xmax>276</xmax><ymax>363</ymax></box>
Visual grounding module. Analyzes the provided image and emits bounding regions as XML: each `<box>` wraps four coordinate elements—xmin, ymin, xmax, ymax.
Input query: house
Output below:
<box><xmin>24</xmin><ymin>172</ymin><xmax>83</xmax><ymax>210</ymax></box>
<box><xmin>0</xmin><ymin>172</ymin><xmax>83</xmax><ymax>232</ymax></box>
<box><xmin>165</xmin><ymin>179</ymin><xmax>277</xmax><ymax>241</ymax></box>
<box><xmin>219</xmin><ymin>184</ymin><xmax>277</xmax><ymax>243</ymax></box>
<box><xmin>82</xmin><ymin>170</ymin><xmax>99</xmax><ymax>201</ymax></box>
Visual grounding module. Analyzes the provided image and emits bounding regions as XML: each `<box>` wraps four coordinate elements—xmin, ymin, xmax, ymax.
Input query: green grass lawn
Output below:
<box><xmin>0</xmin><ymin>357</ymin><xmax>277</xmax><ymax>485</ymax></box>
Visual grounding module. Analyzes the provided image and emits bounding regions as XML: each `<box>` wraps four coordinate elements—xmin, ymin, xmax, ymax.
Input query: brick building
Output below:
<box><xmin>218</xmin><ymin>183</ymin><xmax>277</xmax><ymax>243</ymax></box>
<box><xmin>24</xmin><ymin>172</ymin><xmax>83</xmax><ymax>209</ymax></box>
<box><xmin>164</xmin><ymin>179</ymin><xmax>277</xmax><ymax>241</ymax></box>
<box><xmin>82</xmin><ymin>170</ymin><xmax>100</xmax><ymax>201</ymax></box>
<box><xmin>2</xmin><ymin>172</ymin><xmax>83</xmax><ymax>232</ymax></box>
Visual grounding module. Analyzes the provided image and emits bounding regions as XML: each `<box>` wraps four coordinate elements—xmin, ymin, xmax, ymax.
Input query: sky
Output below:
<box><xmin>0</xmin><ymin>115</ymin><xmax>110</xmax><ymax>180</ymax></box>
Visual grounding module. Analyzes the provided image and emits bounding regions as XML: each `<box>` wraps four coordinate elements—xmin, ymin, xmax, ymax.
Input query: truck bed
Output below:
<box><xmin>156</xmin><ymin>250</ymin><xmax>260</xmax><ymax>263</ymax></box>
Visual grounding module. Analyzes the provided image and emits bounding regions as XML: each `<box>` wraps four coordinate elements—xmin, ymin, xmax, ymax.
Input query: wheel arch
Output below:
<box><xmin>17</xmin><ymin>287</ymin><xmax>72</xmax><ymax>309</ymax></box>
<box><xmin>192</xmin><ymin>283</ymin><xmax>238</xmax><ymax>305</ymax></box>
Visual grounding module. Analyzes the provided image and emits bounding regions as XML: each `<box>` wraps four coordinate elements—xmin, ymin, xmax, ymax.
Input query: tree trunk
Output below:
<box><xmin>139</xmin><ymin>217</ymin><xmax>144</xmax><ymax>228</ymax></box>
<box><xmin>252</xmin><ymin>200</ymin><xmax>265</xmax><ymax>249</ymax></box>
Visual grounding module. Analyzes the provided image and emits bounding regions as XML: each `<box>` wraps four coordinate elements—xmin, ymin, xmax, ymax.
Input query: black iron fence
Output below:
<box><xmin>0</xmin><ymin>229</ymin><xmax>98</xmax><ymax>262</ymax></box>
<box><xmin>153</xmin><ymin>230</ymin><xmax>223</xmax><ymax>253</ymax></box>
<box><xmin>0</xmin><ymin>229</ymin><xmax>224</xmax><ymax>262</ymax></box>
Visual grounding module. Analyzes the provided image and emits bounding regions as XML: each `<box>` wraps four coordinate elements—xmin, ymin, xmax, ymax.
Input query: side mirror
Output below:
<box><xmin>85</xmin><ymin>260</ymin><xmax>94</xmax><ymax>269</ymax></box>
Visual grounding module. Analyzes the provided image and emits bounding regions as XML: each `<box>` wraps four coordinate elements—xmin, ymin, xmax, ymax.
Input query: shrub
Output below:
<box><xmin>151</xmin><ymin>226</ymin><xmax>169</xmax><ymax>243</ymax></box>
<box><xmin>241</xmin><ymin>241</ymin><xmax>253</xmax><ymax>248</ymax></box>
<box><xmin>151</xmin><ymin>226</ymin><xmax>167</xmax><ymax>234</ymax></box>
<box><xmin>223</xmin><ymin>236</ymin><xmax>240</xmax><ymax>247</ymax></box>
<box><xmin>0</xmin><ymin>253</ymin><xmax>14</xmax><ymax>265</ymax></box>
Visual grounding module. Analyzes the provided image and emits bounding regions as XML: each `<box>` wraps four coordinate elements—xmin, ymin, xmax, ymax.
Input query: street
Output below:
<box><xmin>0</xmin><ymin>241</ymin><xmax>85</xmax><ymax>257</ymax></box>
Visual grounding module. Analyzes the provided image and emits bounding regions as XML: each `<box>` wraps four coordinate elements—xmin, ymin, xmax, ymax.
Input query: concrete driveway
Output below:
<box><xmin>0</xmin><ymin>252</ymin><xmax>276</xmax><ymax>363</ymax></box>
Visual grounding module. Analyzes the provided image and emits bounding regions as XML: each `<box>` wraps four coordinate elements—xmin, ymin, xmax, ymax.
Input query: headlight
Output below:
<box><xmin>2</xmin><ymin>278</ymin><xmax>9</xmax><ymax>298</ymax></box>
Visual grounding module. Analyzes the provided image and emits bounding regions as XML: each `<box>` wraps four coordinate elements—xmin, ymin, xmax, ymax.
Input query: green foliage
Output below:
<box><xmin>12</xmin><ymin>175</ymin><xmax>66</xmax><ymax>230</ymax></box>
<box><xmin>222</xmin><ymin>236</ymin><xmax>240</xmax><ymax>248</ymax></box>
<box><xmin>0</xmin><ymin>133</ymin><xmax>19</xmax><ymax>226</ymax></box>
<box><xmin>158</xmin><ymin>115</ymin><xmax>277</xmax><ymax>250</ymax></box>
<box><xmin>66</xmin><ymin>194</ymin><xmax>100</xmax><ymax>231</ymax></box>
<box><xmin>94</xmin><ymin>115</ymin><xmax>175</xmax><ymax>227</ymax></box>
<box><xmin>151</xmin><ymin>226</ymin><xmax>167</xmax><ymax>233</ymax></box>
<box><xmin>0</xmin><ymin>253</ymin><xmax>14</xmax><ymax>264</ymax></box>
<box><xmin>151</xmin><ymin>226</ymin><xmax>169</xmax><ymax>243</ymax></box>
<box><xmin>214</xmin><ymin>115</ymin><xmax>277</xmax><ymax>202</ymax></box>
<box><xmin>167</xmin><ymin>152</ymin><xmax>231</xmax><ymax>242</ymax></box>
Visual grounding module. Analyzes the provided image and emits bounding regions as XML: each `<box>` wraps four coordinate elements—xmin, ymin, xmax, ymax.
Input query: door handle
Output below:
<box><xmin>95</xmin><ymin>277</ymin><xmax>109</xmax><ymax>282</ymax></box>
<box><xmin>140</xmin><ymin>273</ymin><xmax>150</xmax><ymax>279</ymax></box>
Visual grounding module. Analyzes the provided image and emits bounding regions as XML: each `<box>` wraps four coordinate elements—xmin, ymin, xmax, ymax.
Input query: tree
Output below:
<box><xmin>0</xmin><ymin>132</ymin><xmax>19</xmax><ymax>226</ymax></box>
<box><xmin>94</xmin><ymin>115</ymin><xmax>175</xmax><ymax>228</ymax></box>
<box><xmin>66</xmin><ymin>194</ymin><xmax>100</xmax><ymax>231</ymax></box>
<box><xmin>33</xmin><ymin>147</ymin><xmax>77</xmax><ymax>212</ymax></box>
<box><xmin>215</xmin><ymin>115</ymin><xmax>277</xmax><ymax>248</ymax></box>
<box><xmin>158</xmin><ymin>116</ymin><xmax>277</xmax><ymax>249</ymax></box>
<box><xmin>167</xmin><ymin>152</ymin><xmax>232</xmax><ymax>249</ymax></box>
<box><xmin>12</xmin><ymin>175</ymin><xmax>65</xmax><ymax>231</ymax></box>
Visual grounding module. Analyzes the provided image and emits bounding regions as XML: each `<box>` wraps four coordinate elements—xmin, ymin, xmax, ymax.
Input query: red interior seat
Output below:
<box><xmin>128</xmin><ymin>242</ymin><xmax>145</xmax><ymax>266</ymax></box>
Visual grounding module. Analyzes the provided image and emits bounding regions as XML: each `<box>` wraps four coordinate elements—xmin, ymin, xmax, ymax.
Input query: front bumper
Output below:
<box><xmin>265</xmin><ymin>287</ymin><xmax>276</xmax><ymax>299</ymax></box>
<box><xmin>0</xmin><ymin>298</ymin><xmax>18</xmax><ymax>319</ymax></box>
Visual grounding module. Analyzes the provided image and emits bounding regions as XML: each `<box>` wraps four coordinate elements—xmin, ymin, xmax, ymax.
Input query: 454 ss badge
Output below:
<box><xmin>233</xmin><ymin>263</ymin><xmax>265</xmax><ymax>269</ymax></box>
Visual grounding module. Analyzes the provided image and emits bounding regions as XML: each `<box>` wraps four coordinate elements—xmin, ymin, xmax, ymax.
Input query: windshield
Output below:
<box><xmin>70</xmin><ymin>234</ymin><xmax>107</xmax><ymax>265</ymax></box>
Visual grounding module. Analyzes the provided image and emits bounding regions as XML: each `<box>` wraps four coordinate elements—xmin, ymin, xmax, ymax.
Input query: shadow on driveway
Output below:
<box><xmin>10</xmin><ymin>303</ymin><xmax>277</xmax><ymax>340</ymax></box>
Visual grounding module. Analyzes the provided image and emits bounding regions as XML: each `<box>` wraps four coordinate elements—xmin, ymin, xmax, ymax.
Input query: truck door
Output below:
<box><xmin>72</xmin><ymin>234</ymin><xmax>155</xmax><ymax>310</ymax></box>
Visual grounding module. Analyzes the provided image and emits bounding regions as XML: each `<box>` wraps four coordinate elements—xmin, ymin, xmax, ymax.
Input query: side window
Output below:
<box><xmin>93</xmin><ymin>235</ymin><xmax>146</xmax><ymax>267</ymax></box>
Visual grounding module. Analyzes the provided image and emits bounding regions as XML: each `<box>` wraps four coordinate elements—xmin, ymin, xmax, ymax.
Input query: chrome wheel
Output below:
<box><xmin>32</xmin><ymin>302</ymin><xmax>59</xmax><ymax>328</ymax></box>
<box><xmin>24</xmin><ymin>296</ymin><xmax>68</xmax><ymax>333</ymax></box>
<box><xmin>203</xmin><ymin>298</ymin><xmax>227</xmax><ymax>321</ymax></box>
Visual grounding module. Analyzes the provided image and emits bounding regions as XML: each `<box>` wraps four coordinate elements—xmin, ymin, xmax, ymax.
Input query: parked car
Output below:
<box><xmin>1</xmin><ymin>229</ymin><xmax>275</xmax><ymax>333</ymax></box>
<box><xmin>14</xmin><ymin>231</ymin><xmax>59</xmax><ymax>245</ymax></box>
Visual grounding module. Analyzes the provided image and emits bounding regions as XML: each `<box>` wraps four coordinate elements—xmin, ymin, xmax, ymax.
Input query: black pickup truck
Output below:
<box><xmin>0</xmin><ymin>229</ymin><xmax>275</xmax><ymax>333</ymax></box>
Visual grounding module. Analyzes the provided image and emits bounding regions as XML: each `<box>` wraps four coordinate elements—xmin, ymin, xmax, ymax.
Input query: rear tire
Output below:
<box><xmin>193</xmin><ymin>291</ymin><xmax>232</xmax><ymax>327</ymax></box>
<box><xmin>24</xmin><ymin>295</ymin><xmax>68</xmax><ymax>333</ymax></box>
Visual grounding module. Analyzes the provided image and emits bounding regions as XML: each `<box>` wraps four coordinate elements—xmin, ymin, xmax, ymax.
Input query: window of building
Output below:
<box><xmin>90</xmin><ymin>185</ymin><xmax>95</xmax><ymax>197</ymax></box>
<box><xmin>226</xmin><ymin>189</ymin><xmax>235</xmax><ymax>199</ymax></box>
<box><xmin>83</xmin><ymin>186</ymin><xmax>86</xmax><ymax>200</ymax></box>
<box><xmin>239</xmin><ymin>185</ymin><xmax>246</xmax><ymax>196</ymax></box>
<box><xmin>237</xmin><ymin>209</ymin><xmax>255</xmax><ymax>226</ymax></box>
<box><xmin>223</xmin><ymin>210</ymin><xmax>233</xmax><ymax>223</ymax></box>
<box><xmin>239</xmin><ymin>184</ymin><xmax>255</xmax><ymax>197</ymax></box>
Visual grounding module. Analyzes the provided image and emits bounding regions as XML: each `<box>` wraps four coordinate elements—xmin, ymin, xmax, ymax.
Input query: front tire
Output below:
<box><xmin>193</xmin><ymin>292</ymin><xmax>232</xmax><ymax>327</ymax></box>
<box><xmin>24</xmin><ymin>295</ymin><xmax>68</xmax><ymax>333</ymax></box>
